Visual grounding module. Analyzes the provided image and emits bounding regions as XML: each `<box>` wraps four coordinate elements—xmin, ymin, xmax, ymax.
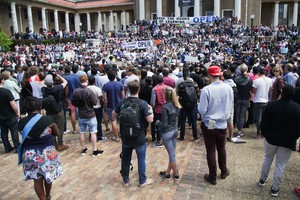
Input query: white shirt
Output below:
<box><xmin>87</xmin><ymin>85</ymin><xmax>102</xmax><ymax>108</ymax></box>
<box><xmin>252</xmin><ymin>76</ymin><xmax>272</xmax><ymax>103</ymax></box>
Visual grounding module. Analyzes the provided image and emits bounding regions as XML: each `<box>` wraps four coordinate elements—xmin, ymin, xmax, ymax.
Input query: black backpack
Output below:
<box><xmin>119</xmin><ymin>98</ymin><xmax>142</xmax><ymax>138</ymax></box>
<box><xmin>178</xmin><ymin>81</ymin><xmax>198</xmax><ymax>109</ymax></box>
<box><xmin>42</xmin><ymin>95</ymin><xmax>61</xmax><ymax>114</ymax></box>
<box><xmin>71</xmin><ymin>88</ymin><xmax>85</xmax><ymax>107</ymax></box>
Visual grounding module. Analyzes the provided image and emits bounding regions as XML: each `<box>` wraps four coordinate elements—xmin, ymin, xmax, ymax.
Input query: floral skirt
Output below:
<box><xmin>22</xmin><ymin>145</ymin><xmax>63</xmax><ymax>183</ymax></box>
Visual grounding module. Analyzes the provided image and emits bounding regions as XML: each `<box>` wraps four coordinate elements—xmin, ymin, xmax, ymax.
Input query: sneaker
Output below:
<box><xmin>293</xmin><ymin>187</ymin><xmax>300</xmax><ymax>197</ymax></box>
<box><xmin>177</xmin><ymin>137</ymin><xmax>184</xmax><ymax>141</ymax></box>
<box><xmin>159</xmin><ymin>171</ymin><xmax>171</xmax><ymax>180</ymax></box>
<box><xmin>64</xmin><ymin>130</ymin><xmax>71</xmax><ymax>134</ymax></box>
<box><xmin>123</xmin><ymin>182</ymin><xmax>129</xmax><ymax>187</ymax></box>
<box><xmin>194</xmin><ymin>137</ymin><xmax>200</xmax><ymax>142</ymax></box>
<box><xmin>57</xmin><ymin>144</ymin><xmax>70</xmax><ymax>151</ymax></box>
<box><xmin>139</xmin><ymin>178</ymin><xmax>154</xmax><ymax>188</ymax></box>
<box><xmin>92</xmin><ymin>149</ymin><xmax>104</xmax><ymax>156</ymax></box>
<box><xmin>221</xmin><ymin>169</ymin><xmax>230</xmax><ymax>179</ymax></box>
<box><xmin>173</xmin><ymin>170</ymin><xmax>180</xmax><ymax>181</ymax></box>
<box><xmin>81</xmin><ymin>148</ymin><xmax>88</xmax><ymax>155</ymax></box>
<box><xmin>97</xmin><ymin>137</ymin><xmax>107</xmax><ymax>142</ymax></box>
<box><xmin>152</xmin><ymin>142</ymin><xmax>163</xmax><ymax>148</ymax></box>
<box><xmin>4</xmin><ymin>147</ymin><xmax>14</xmax><ymax>153</ymax></box>
<box><xmin>258</xmin><ymin>177</ymin><xmax>269</xmax><ymax>186</ymax></box>
<box><xmin>271</xmin><ymin>187</ymin><xmax>279</xmax><ymax>197</ymax></box>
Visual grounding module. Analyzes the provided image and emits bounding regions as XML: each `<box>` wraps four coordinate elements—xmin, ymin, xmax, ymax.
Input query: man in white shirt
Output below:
<box><xmin>252</xmin><ymin>67</ymin><xmax>272</xmax><ymax>138</ymax></box>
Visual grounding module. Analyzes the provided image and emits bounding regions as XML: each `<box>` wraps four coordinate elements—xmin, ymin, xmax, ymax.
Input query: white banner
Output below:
<box><xmin>121</xmin><ymin>40</ymin><xmax>153</xmax><ymax>49</ymax></box>
<box><xmin>157</xmin><ymin>16</ymin><xmax>218</xmax><ymax>25</ymax></box>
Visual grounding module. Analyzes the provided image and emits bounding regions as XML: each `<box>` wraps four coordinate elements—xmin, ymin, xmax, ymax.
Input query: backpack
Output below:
<box><xmin>119</xmin><ymin>98</ymin><xmax>142</xmax><ymax>138</ymax></box>
<box><xmin>42</xmin><ymin>95</ymin><xmax>61</xmax><ymax>114</ymax></box>
<box><xmin>178</xmin><ymin>81</ymin><xmax>198</xmax><ymax>109</ymax></box>
<box><xmin>232</xmin><ymin>85</ymin><xmax>238</xmax><ymax>103</ymax></box>
<box><xmin>71</xmin><ymin>88</ymin><xmax>85</xmax><ymax>107</ymax></box>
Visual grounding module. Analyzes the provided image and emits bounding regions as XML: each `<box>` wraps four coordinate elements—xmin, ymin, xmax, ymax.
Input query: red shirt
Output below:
<box><xmin>153</xmin><ymin>83</ymin><xmax>166</xmax><ymax>114</ymax></box>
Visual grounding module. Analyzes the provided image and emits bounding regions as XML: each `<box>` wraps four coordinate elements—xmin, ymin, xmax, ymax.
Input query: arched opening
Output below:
<box><xmin>10</xmin><ymin>26</ymin><xmax>14</xmax><ymax>36</ymax></box>
<box><xmin>187</xmin><ymin>7</ymin><xmax>194</xmax><ymax>17</ymax></box>
<box><xmin>39</xmin><ymin>28</ymin><xmax>43</xmax><ymax>34</ymax></box>
<box><xmin>25</xmin><ymin>27</ymin><xmax>29</xmax><ymax>33</ymax></box>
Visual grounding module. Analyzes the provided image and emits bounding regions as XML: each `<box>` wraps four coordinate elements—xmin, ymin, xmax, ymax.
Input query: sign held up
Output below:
<box><xmin>157</xmin><ymin>16</ymin><xmax>218</xmax><ymax>25</ymax></box>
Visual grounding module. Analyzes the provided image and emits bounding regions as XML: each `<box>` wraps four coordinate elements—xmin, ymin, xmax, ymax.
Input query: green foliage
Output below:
<box><xmin>0</xmin><ymin>31</ymin><xmax>13</xmax><ymax>52</ymax></box>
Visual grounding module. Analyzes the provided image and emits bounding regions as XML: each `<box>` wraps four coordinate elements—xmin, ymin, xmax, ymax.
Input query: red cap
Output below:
<box><xmin>208</xmin><ymin>66</ymin><xmax>221</xmax><ymax>76</ymax></box>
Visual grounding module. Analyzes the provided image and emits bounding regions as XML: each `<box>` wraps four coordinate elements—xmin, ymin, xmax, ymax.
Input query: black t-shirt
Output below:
<box><xmin>114</xmin><ymin>97</ymin><xmax>152</xmax><ymax>147</ymax></box>
<box><xmin>0</xmin><ymin>88</ymin><xmax>16</xmax><ymax>120</ymax></box>
<box><xmin>41</xmin><ymin>85</ymin><xmax>63</xmax><ymax>112</ymax></box>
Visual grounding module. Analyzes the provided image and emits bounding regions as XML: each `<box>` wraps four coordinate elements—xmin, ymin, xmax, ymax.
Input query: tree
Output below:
<box><xmin>0</xmin><ymin>31</ymin><xmax>13</xmax><ymax>52</ymax></box>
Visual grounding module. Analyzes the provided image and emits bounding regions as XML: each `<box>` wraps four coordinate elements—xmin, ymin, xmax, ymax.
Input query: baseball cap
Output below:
<box><xmin>44</xmin><ymin>74</ymin><xmax>54</xmax><ymax>87</ymax></box>
<box><xmin>208</xmin><ymin>66</ymin><xmax>222</xmax><ymax>76</ymax></box>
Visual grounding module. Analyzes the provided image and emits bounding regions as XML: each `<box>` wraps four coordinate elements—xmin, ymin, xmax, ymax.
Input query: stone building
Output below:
<box><xmin>0</xmin><ymin>0</ymin><xmax>299</xmax><ymax>36</ymax></box>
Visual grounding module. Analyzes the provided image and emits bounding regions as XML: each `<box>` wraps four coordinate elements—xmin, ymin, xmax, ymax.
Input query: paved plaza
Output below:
<box><xmin>0</xmin><ymin>122</ymin><xmax>300</xmax><ymax>200</ymax></box>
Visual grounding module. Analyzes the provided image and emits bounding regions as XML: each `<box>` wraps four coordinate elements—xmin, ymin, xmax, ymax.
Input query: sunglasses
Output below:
<box><xmin>273</xmin><ymin>70</ymin><xmax>279</xmax><ymax>72</ymax></box>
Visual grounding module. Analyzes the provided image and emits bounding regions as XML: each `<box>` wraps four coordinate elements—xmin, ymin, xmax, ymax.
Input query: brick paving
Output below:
<box><xmin>0</xmin><ymin>123</ymin><xmax>300</xmax><ymax>199</ymax></box>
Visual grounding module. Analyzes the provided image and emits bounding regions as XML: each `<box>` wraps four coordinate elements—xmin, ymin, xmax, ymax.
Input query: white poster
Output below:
<box><xmin>156</xmin><ymin>16</ymin><xmax>218</xmax><ymax>25</ymax></box>
<box><xmin>121</xmin><ymin>40</ymin><xmax>153</xmax><ymax>49</ymax></box>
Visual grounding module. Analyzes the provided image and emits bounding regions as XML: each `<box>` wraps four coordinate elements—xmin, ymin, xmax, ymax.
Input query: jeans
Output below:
<box><xmin>260</xmin><ymin>139</ymin><xmax>292</xmax><ymax>190</ymax></box>
<box><xmin>48</xmin><ymin>110</ymin><xmax>64</xmax><ymax>145</ymax></box>
<box><xmin>151</xmin><ymin>112</ymin><xmax>162</xmax><ymax>142</ymax></box>
<box><xmin>253</xmin><ymin>102</ymin><xmax>268</xmax><ymax>134</ymax></box>
<box><xmin>121</xmin><ymin>143</ymin><xmax>147</xmax><ymax>184</ymax></box>
<box><xmin>235</xmin><ymin>99</ymin><xmax>249</xmax><ymax>131</ymax></box>
<box><xmin>161</xmin><ymin>130</ymin><xmax>178</xmax><ymax>162</ymax></box>
<box><xmin>61</xmin><ymin>102</ymin><xmax>68</xmax><ymax>132</ymax></box>
<box><xmin>94</xmin><ymin>107</ymin><xmax>103</xmax><ymax>140</ymax></box>
<box><xmin>179</xmin><ymin>107</ymin><xmax>198</xmax><ymax>139</ymax></box>
<box><xmin>78</xmin><ymin>117</ymin><xmax>97</xmax><ymax>134</ymax></box>
<box><xmin>0</xmin><ymin>117</ymin><xmax>20</xmax><ymax>151</ymax></box>
<box><xmin>201</xmin><ymin>122</ymin><xmax>228</xmax><ymax>180</ymax></box>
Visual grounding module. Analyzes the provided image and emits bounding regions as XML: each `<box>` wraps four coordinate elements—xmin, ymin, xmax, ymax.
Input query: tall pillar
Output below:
<box><xmin>274</xmin><ymin>1</ymin><xmax>279</xmax><ymax>26</ymax></box>
<box><xmin>175</xmin><ymin>0</ymin><xmax>180</xmax><ymax>16</ymax></box>
<box><xmin>41</xmin><ymin>8</ymin><xmax>47</xmax><ymax>30</ymax></box>
<box><xmin>116</xmin><ymin>12</ymin><xmax>121</xmax><ymax>30</ymax></box>
<box><xmin>139</xmin><ymin>0</ymin><xmax>145</xmax><ymax>20</ymax></box>
<box><xmin>10</xmin><ymin>2</ymin><xmax>18</xmax><ymax>34</ymax></box>
<box><xmin>27</xmin><ymin>5</ymin><xmax>34</xmax><ymax>32</ymax></box>
<box><xmin>65</xmin><ymin>12</ymin><xmax>70</xmax><ymax>32</ymax></box>
<box><xmin>157</xmin><ymin>0</ymin><xmax>162</xmax><ymax>17</ymax></box>
<box><xmin>75</xmin><ymin>13</ymin><xmax>80</xmax><ymax>32</ymax></box>
<box><xmin>105</xmin><ymin>13</ymin><xmax>109</xmax><ymax>31</ymax></box>
<box><xmin>122</xmin><ymin>11</ymin><xmax>126</xmax><ymax>31</ymax></box>
<box><xmin>109</xmin><ymin>10</ymin><xmax>114</xmax><ymax>31</ymax></box>
<box><xmin>194</xmin><ymin>0</ymin><xmax>200</xmax><ymax>16</ymax></box>
<box><xmin>18</xmin><ymin>5</ymin><xmax>23</xmax><ymax>32</ymax></box>
<box><xmin>54</xmin><ymin>9</ymin><xmax>59</xmax><ymax>31</ymax></box>
<box><xmin>293</xmin><ymin>0</ymin><xmax>299</xmax><ymax>26</ymax></box>
<box><xmin>235</xmin><ymin>0</ymin><xmax>241</xmax><ymax>20</ymax></box>
<box><xmin>199</xmin><ymin>0</ymin><xmax>203</xmax><ymax>15</ymax></box>
<box><xmin>86</xmin><ymin>12</ymin><xmax>91</xmax><ymax>31</ymax></box>
<box><xmin>214</xmin><ymin>0</ymin><xmax>220</xmax><ymax>17</ymax></box>
<box><xmin>98</xmin><ymin>11</ymin><xmax>102</xmax><ymax>32</ymax></box>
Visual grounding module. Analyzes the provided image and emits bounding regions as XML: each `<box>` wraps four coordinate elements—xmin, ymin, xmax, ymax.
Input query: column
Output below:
<box><xmin>194</xmin><ymin>0</ymin><xmax>200</xmax><ymax>16</ymax></box>
<box><xmin>122</xmin><ymin>11</ymin><xmax>126</xmax><ymax>31</ymax></box>
<box><xmin>41</xmin><ymin>7</ymin><xmax>47</xmax><ymax>30</ymax></box>
<box><xmin>97</xmin><ymin>11</ymin><xmax>102</xmax><ymax>32</ymax></box>
<box><xmin>139</xmin><ymin>0</ymin><xmax>145</xmax><ymax>20</ymax></box>
<box><xmin>75</xmin><ymin>13</ymin><xmax>80</xmax><ymax>32</ymax></box>
<box><xmin>86</xmin><ymin>12</ymin><xmax>91</xmax><ymax>31</ymax></box>
<box><xmin>157</xmin><ymin>0</ymin><xmax>162</xmax><ymax>17</ymax></box>
<box><xmin>10</xmin><ymin>2</ymin><xmax>18</xmax><ymax>34</ymax></box>
<box><xmin>109</xmin><ymin>10</ymin><xmax>114</xmax><ymax>31</ymax></box>
<box><xmin>54</xmin><ymin>9</ymin><xmax>59</xmax><ymax>31</ymax></box>
<box><xmin>27</xmin><ymin>5</ymin><xmax>34</xmax><ymax>32</ymax></box>
<box><xmin>18</xmin><ymin>5</ymin><xmax>23</xmax><ymax>32</ymax></box>
<box><xmin>274</xmin><ymin>1</ymin><xmax>279</xmax><ymax>26</ymax></box>
<box><xmin>65</xmin><ymin>12</ymin><xmax>70</xmax><ymax>32</ymax></box>
<box><xmin>199</xmin><ymin>0</ymin><xmax>203</xmax><ymax>15</ymax></box>
<box><xmin>104</xmin><ymin>13</ymin><xmax>108</xmax><ymax>31</ymax></box>
<box><xmin>235</xmin><ymin>0</ymin><xmax>241</xmax><ymax>20</ymax></box>
<box><xmin>293</xmin><ymin>0</ymin><xmax>299</xmax><ymax>26</ymax></box>
<box><xmin>175</xmin><ymin>0</ymin><xmax>180</xmax><ymax>16</ymax></box>
<box><xmin>117</xmin><ymin>12</ymin><xmax>121</xmax><ymax>30</ymax></box>
<box><xmin>214</xmin><ymin>0</ymin><xmax>220</xmax><ymax>17</ymax></box>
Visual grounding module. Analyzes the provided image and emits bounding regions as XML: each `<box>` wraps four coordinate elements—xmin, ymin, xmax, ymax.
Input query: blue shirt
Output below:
<box><xmin>66</xmin><ymin>73</ymin><xmax>80</xmax><ymax>99</ymax></box>
<box><xmin>102</xmin><ymin>81</ymin><xmax>124</xmax><ymax>109</ymax></box>
<box><xmin>198</xmin><ymin>81</ymin><xmax>234</xmax><ymax>129</ymax></box>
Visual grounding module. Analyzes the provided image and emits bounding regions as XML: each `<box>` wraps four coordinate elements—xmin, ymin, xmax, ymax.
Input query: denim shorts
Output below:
<box><xmin>105</xmin><ymin>107</ymin><xmax>114</xmax><ymax>121</ymax></box>
<box><xmin>78</xmin><ymin>117</ymin><xmax>97</xmax><ymax>134</ymax></box>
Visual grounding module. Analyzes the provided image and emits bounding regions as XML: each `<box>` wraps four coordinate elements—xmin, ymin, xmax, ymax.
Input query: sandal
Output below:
<box><xmin>226</xmin><ymin>137</ymin><xmax>232</xmax><ymax>142</ymax></box>
<box><xmin>111</xmin><ymin>136</ymin><xmax>120</xmax><ymax>142</ymax></box>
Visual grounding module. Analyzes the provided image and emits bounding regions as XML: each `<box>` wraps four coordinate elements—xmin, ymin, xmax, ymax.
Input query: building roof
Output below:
<box><xmin>44</xmin><ymin>0</ymin><xmax>133</xmax><ymax>9</ymax></box>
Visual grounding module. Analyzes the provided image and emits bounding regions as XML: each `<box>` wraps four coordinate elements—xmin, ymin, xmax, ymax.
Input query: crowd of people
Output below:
<box><xmin>1</xmin><ymin>17</ymin><xmax>300</xmax><ymax>199</ymax></box>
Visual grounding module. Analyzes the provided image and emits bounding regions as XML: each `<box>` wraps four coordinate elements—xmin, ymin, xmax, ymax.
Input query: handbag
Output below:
<box><xmin>18</xmin><ymin>114</ymin><xmax>43</xmax><ymax>165</ymax></box>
